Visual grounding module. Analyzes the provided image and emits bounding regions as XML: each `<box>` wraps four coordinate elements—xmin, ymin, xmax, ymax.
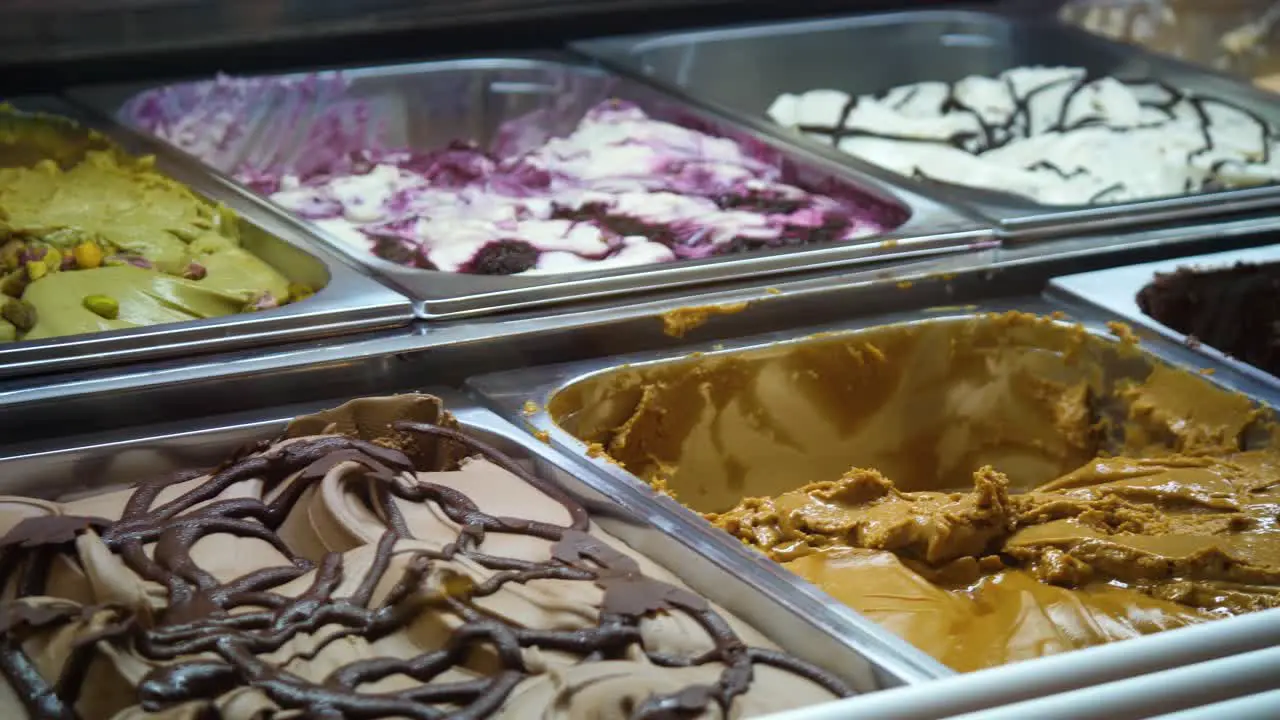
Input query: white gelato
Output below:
<box><xmin>768</xmin><ymin>66</ymin><xmax>1280</xmax><ymax>205</ymax></box>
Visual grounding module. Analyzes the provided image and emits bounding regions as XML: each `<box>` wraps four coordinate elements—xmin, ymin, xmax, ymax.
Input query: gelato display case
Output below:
<box><xmin>1</xmin><ymin>0</ymin><xmax>1279</xmax><ymax>717</ymax></box>
<box><xmin>73</xmin><ymin>55</ymin><xmax>991</xmax><ymax>319</ymax></box>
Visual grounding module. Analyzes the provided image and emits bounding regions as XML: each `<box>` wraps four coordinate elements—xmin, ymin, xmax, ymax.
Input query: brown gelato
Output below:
<box><xmin>0</xmin><ymin>394</ymin><xmax>848</xmax><ymax>719</ymax></box>
<box><xmin>550</xmin><ymin>312</ymin><xmax>1280</xmax><ymax>671</ymax></box>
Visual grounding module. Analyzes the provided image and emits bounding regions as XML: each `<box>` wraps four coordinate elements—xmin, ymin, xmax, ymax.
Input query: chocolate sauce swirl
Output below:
<box><xmin>0</xmin><ymin>406</ymin><xmax>851</xmax><ymax>719</ymax></box>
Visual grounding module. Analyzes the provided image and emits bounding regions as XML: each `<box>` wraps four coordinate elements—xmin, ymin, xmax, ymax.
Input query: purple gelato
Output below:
<box><xmin>126</xmin><ymin>76</ymin><xmax>896</xmax><ymax>276</ymax></box>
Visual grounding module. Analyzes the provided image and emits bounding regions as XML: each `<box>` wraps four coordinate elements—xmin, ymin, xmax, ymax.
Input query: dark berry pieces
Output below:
<box><xmin>371</xmin><ymin>236</ymin><xmax>420</xmax><ymax>267</ymax></box>
<box><xmin>550</xmin><ymin>204</ymin><xmax>678</xmax><ymax>247</ymax></box>
<box><xmin>724</xmin><ymin>236</ymin><xmax>775</xmax><ymax>254</ymax></box>
<box><xmin>715</xmin><ymin>191</ymin><xmax>804</xmax><ymax>214</ymax></box>
<box><xmin>464</xmin><ymin>240</ymin><xmax>540</xmax><ymax>275</ymax></box>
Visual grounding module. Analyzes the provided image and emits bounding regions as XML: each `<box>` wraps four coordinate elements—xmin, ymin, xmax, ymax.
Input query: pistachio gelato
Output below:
<box><xmin>550</xmin><ymin>313</ymin><xmax>1280</xmax><ymax>671</ymax></box>
<box><xmin>0</xmin><ymin>394</ymin><xmax>848</xmax><ymax>718</ymax></box>
<box><xmin>0</xmin><ymin>118</ymin><xmax>308</xmax><ymax>342</ymax></box>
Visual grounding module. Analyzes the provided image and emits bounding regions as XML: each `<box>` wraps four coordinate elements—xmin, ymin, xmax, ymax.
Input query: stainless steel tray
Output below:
<box><xmin>467</xmin><ymin>294</ymin><xmax>1280</xmax><ymax>689</ymax></box>
<box><xmin>69</xmin><ymin>54</ymin><xmax>995</xmax><ymax>319</ymax></box>
<box><xmin>933</xmin><ymin>646</ymin><xmax>1280</xmax><ymax>720</ymax></box>
<box><xmin>760</xmin><ymin>609</ymin><xmax>1280</xmax><ymax>720</ymax></box>
<box><xmin>1048</xmin><ymin>244</ymin><xmax>1280</xmax><ymax>390</ymax></box>
<box><xmin>0</xmin><ymin>96</ymin><xmax>412</xmax><ymax>378</ymax></box>
<box><xmin>0</xmin><ymin>387</ymin><xmax>947</xmax><ymax>700</ymax></box>
<box><xmin>574</xmin><ymin>10</ymin><xmax>1280</xmax><ymax>240</ymax></box>
<box><xmin>1147</xmin><ymin>688</ymin><xmax>1280</xmax><ymax>720</ymax></box>
<box><xmin>6</xmin><ymin>210</ymin><xmax>1280</xmax><ymax>447</ymax></box>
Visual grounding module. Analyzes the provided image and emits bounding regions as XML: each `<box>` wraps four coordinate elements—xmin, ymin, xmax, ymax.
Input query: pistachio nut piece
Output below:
<box><xmin>2</xmin><ymin>298</ymin><xmax>36</xmax><ymax>332</ymax></box>
<box><xmin>82</xmin><ymin>294</ymin><xmax>120</xmax><ymax>320</ymax></box>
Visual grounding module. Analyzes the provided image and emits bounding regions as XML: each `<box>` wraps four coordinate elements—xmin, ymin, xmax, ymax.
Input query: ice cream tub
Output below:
<box><xmin>1049</xmin><ymin>244</ymin><xmax>1280</xmax><ymax>390</ymax></box>
<box><xmin>0</xmin><ymin>388</ymin><xmax>946</xmax><ymax>718</ymax></box>
<box><xmin>70</xmin><ymin>53</ymin><xmax>994</xmax><ymax>319</ymax></box>
<box><xmin>0</xmin><ymin>96</ymin><xmax>412</xmax><ymax>378</ymax></box>
<box><xmin>469</xmin><ymin>297</ymin><xmax>1280</xmax><ymax>685</ymax></box>
<box><xmin>575</xmin><ymin>10</ymin><xmax>1280</xmax><ymax>239</ymax></box>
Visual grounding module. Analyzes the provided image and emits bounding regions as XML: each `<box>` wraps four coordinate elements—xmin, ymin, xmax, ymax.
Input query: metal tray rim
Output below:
<box><xmin>466</xmin><ymin>296</ymin><xmax>1280</xmax><ymax>688</ymax></box>
<box><xmin>757</xmin><ymin>608</ymin><xmax>1280</xmax><ymax>720</ymax></box>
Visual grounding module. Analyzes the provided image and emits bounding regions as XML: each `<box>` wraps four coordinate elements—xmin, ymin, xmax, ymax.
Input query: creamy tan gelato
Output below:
<box><xmin>551</xmin><ymin>313</ymin><xmax>1280</xmax><ymax>671</ymax></box>
<box><xmin>0</xmin><ymin>113</ymin><xmax>307</xmax><ymax>342</ymax></box>
<box><xmin>0</xmin><ymin>394</ymin><xmax>848</xmax><ymax>719</ymax></box>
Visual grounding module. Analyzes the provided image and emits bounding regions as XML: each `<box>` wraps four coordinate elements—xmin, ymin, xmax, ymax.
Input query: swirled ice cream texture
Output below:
<box><xmin>126</xmin><ymin>75</ymin><xmax>895</xmax><ymax>275</ymax></box>
<box><xmin>768</xmin><ymin>66</ymin><xmax>1280</xmax><ymax>205</ymax></box>
<box><xmin>0</xmin><ymin>394</ymin><xmax>848</xmax><ymax>719</ymax></box>
<box><xmin>550</xmin><ymin>313</ymin><xmax>1280</xmax><ymax>671</ymax></box>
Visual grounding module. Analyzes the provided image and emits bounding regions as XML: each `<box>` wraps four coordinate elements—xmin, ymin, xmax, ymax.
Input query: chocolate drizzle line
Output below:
<box><xmin>792</xmin><ymin>71</ymin><xmax>1277</xmax><ymax>199</ymax></box>
<box><xmin>0</xmin><ymin>420</ymin><xmax>851</xmax><ymax>718</ymax></box>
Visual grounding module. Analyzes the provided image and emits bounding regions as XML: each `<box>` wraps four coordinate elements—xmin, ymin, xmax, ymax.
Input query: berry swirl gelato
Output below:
<box><xmin>126</xmin><ymin>76</ymin><xmax>897</xmax><ymax>276</ymax></box>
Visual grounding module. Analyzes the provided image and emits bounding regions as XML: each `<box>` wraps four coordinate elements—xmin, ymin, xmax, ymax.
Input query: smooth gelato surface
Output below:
<box><xmin>0</xmin><ymin>394</ymin><xmax>849</xmax><ymax>719</ymax></box>
<box><xmin>0</xmin><ymin>116</ymin><xmax>305</xmax><ymax>343</ymax></box>
<box><xmin>767</xmin><ymin>66</ymin><xmax>1280</xmax><ymax>205</ymax></box>
<box><xmin>126</xmin><ymin>76</ymin><xmax>897</xmax><ymax>275</ymax></box>
<box><xmin>550</xmin><ymin>313</ymin><xmax>1280</xmax><ymax>671</ymax></box>
<box><xmin>1137</xmin><ymin>260</ymin><xmax>1280</xmax><ymax>377</ymax></box>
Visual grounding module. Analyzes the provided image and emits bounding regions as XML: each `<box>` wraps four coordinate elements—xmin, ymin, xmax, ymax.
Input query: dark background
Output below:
<box><xmin>0</xmin><ymin>0</ymin><xmax>1016</xmax><ymax>93</ymax></box>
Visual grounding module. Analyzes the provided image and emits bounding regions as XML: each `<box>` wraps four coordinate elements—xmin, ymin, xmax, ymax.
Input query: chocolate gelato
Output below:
<box><xmin>0</xmin><ymin>394</ymin><xmax>848</xmax><ymax>718</ymax></box>
<box><xmin>1137</xmin><ymin>261</ymin><xmax>1280</xmax><ymax>377</ymax></box>
<box><xmin>550</xmin><ymin>313</ymin><xmax>1280</xmax><ymax>671</ymax></box>
<box><xmin>0</xmin><ymin>112</ymin><xmax>306</xmax><ymax>342</ymax></box>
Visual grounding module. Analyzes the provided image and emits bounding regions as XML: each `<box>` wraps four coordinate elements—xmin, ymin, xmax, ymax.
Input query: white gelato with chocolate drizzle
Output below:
<box><xmin>768</xmin><ymin>66</ymin><xmax>1280</xmax><ymax>205</ymax></box>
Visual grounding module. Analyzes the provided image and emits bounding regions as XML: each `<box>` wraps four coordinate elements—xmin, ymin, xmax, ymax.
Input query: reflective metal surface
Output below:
<box><xmin>1147</xmin><ymin>687</ymin><xmax>1280</xmax><ymax>720</ymax></box>
<box><xmin>0</xmin><ymin>387</ymin><xmax>941</xmax><ymax>694</ymax></box>
<box><xmin>0</xmin><ymin>96</ymin><xmax>412</xmax><ymax>378</ymax></box>
<box><xmin>72</xmin><ymin>54</ymin><xmax>994</xmax><ymax>319</ymax></box>
<box><xmin>759</xmin><ymin>609</ymin><xmax>1280</xmax><ymax>720</ymax></box>
<box><xmin>576</xmin><ymin>10</ymin><xmax>1280</xmax><ymax>239</ymax></box>
<box><xmin>1048</xmin><ymin>243</ymin><xmax>1280</xmax><ymax>390</ymax></box>
<box><xmin>2</xmin><ymin>211</ymin><xmax>1279</xmax><ymax>445</ymax></box>
<box><xmin>936</xmin><ymin>645</ymin><xmax>1280</xmax><ymax>720</ymax></box>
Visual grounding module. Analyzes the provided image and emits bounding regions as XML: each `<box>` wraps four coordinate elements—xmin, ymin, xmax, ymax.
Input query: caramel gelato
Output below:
<box><xmin>550</xmin><ymin>313</ymin><xmax>1280</xmax><ymax>671</ymax></box>
<box><xmin>0</xmin><ymin>111</ymin><xmax>308</xmax><ymax>342</ymax></box>
<box><xmin>0</xmin><ymin>394</ymin><xmax>848</xmax><ymax>718</ymax></box>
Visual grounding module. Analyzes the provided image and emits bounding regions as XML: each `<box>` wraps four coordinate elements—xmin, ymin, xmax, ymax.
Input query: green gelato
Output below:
<box><xmin>0</xmin><ymin>137</ymin><xmax>308</xmax><ymax>342</ymax></box>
